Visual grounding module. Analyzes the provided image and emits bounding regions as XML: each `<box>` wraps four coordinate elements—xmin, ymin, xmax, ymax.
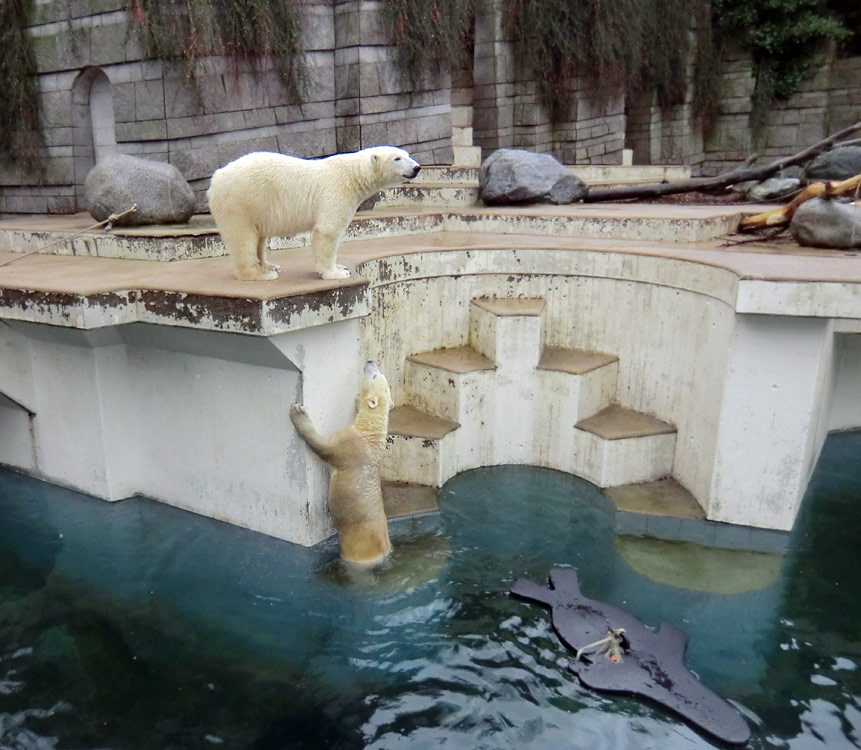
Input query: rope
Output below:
<box><xmin>0</xmin><ymin>204</ymin><xmax>138</xmax><ymax>268</ymax></box>
<box><xmin>575</xmin><ymin>627</ymin><xmax>627</xmax><ymax>664</ymax></box>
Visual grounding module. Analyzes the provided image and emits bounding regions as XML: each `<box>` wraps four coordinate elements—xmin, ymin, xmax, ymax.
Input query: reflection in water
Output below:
<box><xmin>615</xmin><ymin>535</ymin><xmax>783</xmax><ymax>594</ymax></box>
<box><xmin>0</xmin><ymin>430</ymin><xmax>859</xmax><ymax>749</ymax></box>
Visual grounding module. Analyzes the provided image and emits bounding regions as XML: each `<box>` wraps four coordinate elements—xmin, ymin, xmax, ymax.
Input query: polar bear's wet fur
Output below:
<box><xmin>290</xmin><ymin>361</ymin><xmax>394</xmax><ymax>565</ymax></box>
<box><xmin>207</xmin><ymin>146</ymin><xmax>421</xmax><ymax>281</ymax></box>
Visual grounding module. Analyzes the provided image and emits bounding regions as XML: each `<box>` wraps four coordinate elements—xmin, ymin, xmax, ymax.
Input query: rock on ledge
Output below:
<box><xmin>85</xmin><ymin>154</ymin><xmax>196</xmax><ymax>226</ymax></box>
<box><xmin>479</xmin><ymin>148</ymin><xmax>588</xmax><ymax>206</ymax></box>
<box><xmin>791</xmin><ymin>198</ymin><xmax>861</xmax><ymax>249</ymax></box>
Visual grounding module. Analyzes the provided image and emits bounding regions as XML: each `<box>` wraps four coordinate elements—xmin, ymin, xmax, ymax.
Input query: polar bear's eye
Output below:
<box><xmin>394</xmin><ymin>157</ymin><xmax>401</xmax><ymax>162</ymax></box>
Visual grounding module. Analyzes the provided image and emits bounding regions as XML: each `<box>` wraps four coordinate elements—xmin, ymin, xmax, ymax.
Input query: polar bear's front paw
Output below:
<box><xmin>264</xmin><ymin>261</ymin><xmax>282</xmax><ymax>273</ymax></box>
<box><xmin>319</xmin><ymin>265</ymin><xmax>350</xmax><ymax>280</ymax></box>
<box><xmin>289</xmin><ymin>403</ymin><xmax>310</xmax><ymax>428</ymax></box>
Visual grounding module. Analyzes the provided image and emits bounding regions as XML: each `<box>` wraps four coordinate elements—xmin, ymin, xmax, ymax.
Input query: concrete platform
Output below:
<box><xmin>0</xmin><ymin>200</ymin><xmax>859</xmax><ymax>546</ymax></box>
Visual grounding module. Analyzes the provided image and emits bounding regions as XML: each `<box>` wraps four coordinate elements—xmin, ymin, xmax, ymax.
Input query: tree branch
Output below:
<box><xmin>583</xmin><ymin>121</ymin><xmax>861</xmax><ymax>203</ymax></box>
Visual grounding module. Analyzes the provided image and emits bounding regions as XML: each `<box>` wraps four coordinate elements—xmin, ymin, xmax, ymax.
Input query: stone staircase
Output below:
<box><xmin>384</xmin><ymin>297</ymin><xmax>676</xmax><ymax>491</ymax></box>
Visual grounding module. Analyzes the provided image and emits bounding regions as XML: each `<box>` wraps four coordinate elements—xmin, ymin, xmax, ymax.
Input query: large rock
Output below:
<box><xmin>85</xmin><ymin>154</ymin><xmax>196</xmax><ymax>226</ymax></box>
<box><xmin>745</xmin><ymin>177</ymin><xmax>800</xmax><ymax>202</ymax></box>
<box><xmin>804</xmin><ymin>146</ymin><xmax>861</xmax><ymax>181</ymax></box>
<box><xmin>790</xmin><ymin>198</ymin><xmax>861</xmax><ymax>249</ymax></box>
<box><xmin>479</xmin><ymin>148</ymin><xmax>588</xmax><ymax>206</ymax></box>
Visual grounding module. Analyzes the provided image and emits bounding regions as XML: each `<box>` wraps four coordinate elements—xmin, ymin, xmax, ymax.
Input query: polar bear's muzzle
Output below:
<box><xmin>365</xmin><ymin>360</ymin><xmax>381</xmax><ymax>378</ymax></box>
<box><xmin>406</xmin><ymin>164</ymin><xmax>421</xmax><ymax>179</ymax></box>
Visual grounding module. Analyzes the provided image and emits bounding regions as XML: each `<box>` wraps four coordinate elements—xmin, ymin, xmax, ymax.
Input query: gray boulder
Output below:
<box><xmin>790</xmin><ymin>198</ymin><xmax>861</xmax><ymax>249</ymax></box>
<box><xmin>804</xmin><ymin>146</ymin><xmax>861</xmax><ymax>181</ymax></box>
<box><xmin>746</xmin><ymin>177</ymin><xmax>801</xmax><ymax>202</ymax></box>
<box><xmin>479</xmin><ymin>148</ymin><xmax>588</xmax><ymax>206</ymax></box>
<box><xmin>85</xmin><ymin>154</ymin><xmax>196</xmax><ymax>226</ymax></box>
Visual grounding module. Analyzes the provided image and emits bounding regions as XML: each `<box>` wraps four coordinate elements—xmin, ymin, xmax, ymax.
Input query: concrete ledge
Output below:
<box><xmin>577</xmin><ymin>405</ymin><xmax>676</xmax><ymax>440</ymax></box>
<box><xmin>538</xmin><ymin>347</ymin><xmax>618</xmax><ymax>375</ymax></box>
<box><xmin>407</xmin><ymin>345</ymin><xmax>495</xmax><ymax>374</ymax></box>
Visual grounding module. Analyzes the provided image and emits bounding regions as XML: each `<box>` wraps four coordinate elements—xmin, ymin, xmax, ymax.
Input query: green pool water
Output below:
<box><xmin>1</xmin><ymin>431</ymin><xmax>859</xmax><ymax>749</ymax></box>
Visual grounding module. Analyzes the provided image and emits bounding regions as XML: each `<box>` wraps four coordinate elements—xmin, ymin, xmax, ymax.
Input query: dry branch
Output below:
<box><xmin>583</xmin><ymin>120</ymin><xmax>861</xmax><ymax>203</ymax></box>
<box><xmin>739</xmin><ymin>173</ymin><xmax>861</xmax><ymax>230</ymax></box>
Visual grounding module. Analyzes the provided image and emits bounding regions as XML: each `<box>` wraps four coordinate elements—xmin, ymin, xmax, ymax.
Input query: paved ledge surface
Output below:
<box><xmin>0</xmin><ymin>205</ymin><xmax>859</xmax><ymax>333</ymax></box>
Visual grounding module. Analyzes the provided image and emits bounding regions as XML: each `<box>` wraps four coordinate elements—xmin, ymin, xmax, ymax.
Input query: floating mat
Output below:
<box><xmin>511</xmin><ymin>567</ymin><xmax>751</xmax><ymax>746</ymax></box>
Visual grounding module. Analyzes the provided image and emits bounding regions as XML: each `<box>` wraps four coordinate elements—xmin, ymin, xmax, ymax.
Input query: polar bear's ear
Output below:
<box><xmin>367</xmin><ymin>396</ymin><xmax>379</xmax><ymax>409</ymax></box>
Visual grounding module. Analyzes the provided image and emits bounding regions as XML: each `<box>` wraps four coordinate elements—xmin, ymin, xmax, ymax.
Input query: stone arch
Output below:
<box><xmin>71</xmin><ymin>67</ymin><xmax>118</xmax><ymax>210</ymax></box>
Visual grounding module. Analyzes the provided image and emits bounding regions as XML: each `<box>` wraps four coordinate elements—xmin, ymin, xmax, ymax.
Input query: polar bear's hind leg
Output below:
<box><xmin>222</xmin><ymin>226</ymin><xmax>278</xmax><ymax>281</ymax></box>
<box><xmin>257</xmin><ymin>235</ymin><xmax>281</xmax><ymax>273</ymax></box>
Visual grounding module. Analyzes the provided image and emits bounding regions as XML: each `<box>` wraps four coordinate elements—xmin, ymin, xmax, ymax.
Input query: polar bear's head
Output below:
<box><xmin>360</xmin><ymin>360</ymin><xmax>393</xmax><ymax>413</ymax></box>
<box><xmin>366</xmin><ymin>146</ymin><xmax>421</xmax><ymax>184</ymax></box>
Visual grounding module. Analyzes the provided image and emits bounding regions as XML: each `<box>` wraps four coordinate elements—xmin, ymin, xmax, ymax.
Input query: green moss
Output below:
<box><xmin>705</xmin><ymin>0</ymin><xmax>851</xmax><ymax>136</ymax></box>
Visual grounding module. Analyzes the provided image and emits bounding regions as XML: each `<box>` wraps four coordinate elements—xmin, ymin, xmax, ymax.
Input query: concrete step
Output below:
<box><xmin>384</xmin><ymin>405</ymin><xmax>459</xmax><ymax>487</ymax></box>
<box><xmin>573</xmin><ymin>405</ymin><xmax>677</xmax><ymax>488</ymax></box>
<box><xmin>381</xmin><ymin>481</ymin><xmax>440</xmax><ymax>519</ymax></box>
<box><xmin>405</xmin><ymin>345</ymin><xmax>496</xmax><ymax>472</ymax></box>
<box><xmin>469</xmin><ymin>297</ymin><xmax>545</xmax><ymax>465</ymax></box>
<box><xmin>469</xmin><ymin>297</ymin><xmax>545</xmax><ymax>370</ymax></box>
<box><xmin>534</xmin><ymin>347</ymin><xmax>620</xmax><ymax>471</ymax></box>
<box><xmin>415</xmin><ymin>166</ymin><xmax>479</xmax><ymax>183</ymax></box>
<box><xmin>370</xmin><ymin>183</ymin><xmax>480</xmax><ymax>209</ymax></box>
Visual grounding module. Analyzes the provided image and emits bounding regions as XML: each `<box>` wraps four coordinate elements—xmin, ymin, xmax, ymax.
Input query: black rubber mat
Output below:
<box><xmin>511</xmin><ymin>567</ymin><xmax>751</xmax><ymax>746</ymax></box>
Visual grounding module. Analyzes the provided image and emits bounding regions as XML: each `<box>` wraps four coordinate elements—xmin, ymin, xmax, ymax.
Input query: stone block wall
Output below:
<box><xmin>1</xmin><ymin>1</ymin><xmax>857</xmax><ymax>216</ymax></box>
<box><xmin>472</xmin><ymin>0</ymin><xmax>625</xmax><ymax>166</ymax></box>
<box><xmin>700</xmin><ymin>48</ymin><xmax>860</xmax><ymax>176</ymax></box>
<box><xmin>0</xmin><ymin>0</ymin><xmax>452</xmax><ymax>216</ymax></box>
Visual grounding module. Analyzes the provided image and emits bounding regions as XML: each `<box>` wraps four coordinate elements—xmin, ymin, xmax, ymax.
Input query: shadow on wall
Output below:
<box><xmin>71</xmin><ymin>66</ymin><xmax>117</xmax><ymax>210</ymax></box>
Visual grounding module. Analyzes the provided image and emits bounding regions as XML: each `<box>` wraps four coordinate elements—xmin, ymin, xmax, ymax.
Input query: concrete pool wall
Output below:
<box><xmin>0</xmin><ymin>204</ymin><xmax>859</xmax><ymax>545</ymax></box>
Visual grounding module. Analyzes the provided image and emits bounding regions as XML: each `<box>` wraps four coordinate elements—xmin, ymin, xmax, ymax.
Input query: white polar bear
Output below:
<box><xmin>207</xmin><ymin>146</ymin><xmax>421</xmax><ymax>281</ymax></box>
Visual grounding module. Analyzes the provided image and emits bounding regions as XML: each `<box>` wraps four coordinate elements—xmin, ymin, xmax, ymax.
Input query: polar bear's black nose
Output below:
<box><xmin>409</xmin><ymin>165</ymin><xmax>421</xmax><ymax>178</ymax></box>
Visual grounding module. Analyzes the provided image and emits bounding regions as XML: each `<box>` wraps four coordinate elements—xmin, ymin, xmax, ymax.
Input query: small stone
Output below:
<box><xmin>804</xmin><ymin>145</ymin><xmax>861</xmax><ymax>181</ymax></box>
<box><xmin>85</xmin><ymin>154</ymin><xmax>196</xmax><ymax>226</ymax></box>
<box><xmin>746</xmin><ymin>177</ymin><xmax>801</xmax><ymax>202</ymax></box>
<box><xmin>479</xmin><ymin>148</ymin><xmax>588</xmax><ymax>206</ymax></box>
<box><xmin>790</xmin><ymin>198</ymin><xmax>861</xmax><ymax>249</ymax></box>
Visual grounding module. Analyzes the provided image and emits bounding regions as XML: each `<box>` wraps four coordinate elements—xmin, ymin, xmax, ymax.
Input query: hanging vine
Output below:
<box><xmin>0</xmin><ymin>0</ymin><xmax>44</xmax><ymax>172</ymax></box>
<box><xmin>504</xmin><ymin>0</ymin><xmax>706</xmax><ymax>120</ymax></box>
<box><xmin>126</xmin><ymin>0</ymin><xmax>307</xmax><ymax>101</ymax></box>
<box><xmin>381</xmin><ymin>0</ymin><xmax>475</xmax><ymax>88</ymax></box>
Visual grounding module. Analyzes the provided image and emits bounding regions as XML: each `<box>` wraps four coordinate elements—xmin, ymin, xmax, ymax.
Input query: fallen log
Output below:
<box><xmin>739</xmin><ymin>173</ymin><xmax>861</xmax><ymax>230</ymax></box>
<box><xmin>583</xmin><ymin>120</ymin><xmax>861</xmax><ymax>203</ymax></box>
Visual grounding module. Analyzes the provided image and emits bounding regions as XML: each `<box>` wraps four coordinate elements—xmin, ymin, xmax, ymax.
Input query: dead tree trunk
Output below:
<box><xmin>582</xmin><ymin>121</ymin><xmax>861</xmax><ymax>203</ymax></box>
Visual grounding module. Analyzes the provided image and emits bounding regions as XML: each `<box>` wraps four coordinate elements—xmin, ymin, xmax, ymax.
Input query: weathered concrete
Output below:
<box><xmin>1</xmin><ymin>204</ymin><xmax>860</xmax><ymax>541</ymax></box>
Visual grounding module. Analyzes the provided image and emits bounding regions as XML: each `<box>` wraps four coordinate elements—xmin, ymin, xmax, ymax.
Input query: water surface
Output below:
<box><xmin>1</xmin><ymin>431</ymin><xmax>859</xmax><ymax>749</ymax></box>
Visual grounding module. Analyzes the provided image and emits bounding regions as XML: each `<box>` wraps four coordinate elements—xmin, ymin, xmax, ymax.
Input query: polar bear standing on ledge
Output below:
<box><xmin>290</xmin><ymin>361</ymin><xmax>393</xmax><ymax>565</ymax></box>
<box><xmin>207</xmin><ymin>146</ymin><xmax>421</xmax><ymax>281</ymax></box>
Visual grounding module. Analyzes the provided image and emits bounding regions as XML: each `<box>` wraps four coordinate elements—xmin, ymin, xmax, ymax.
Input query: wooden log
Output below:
<box><xmin>739</xmin><ymin>173</ymin><xmax>861</xmax><ymax>231</ymax></box>
<box><xmin>583</xmin><ymin>121</ymin><xmax>861</xmax><ymax>203</ymax></box>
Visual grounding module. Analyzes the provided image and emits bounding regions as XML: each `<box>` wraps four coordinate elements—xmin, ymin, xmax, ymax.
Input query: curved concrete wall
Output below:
<box><xmin>358</xmin><ymin>249</ymin><xmax>735</xmax><ymax>513</ymax></box>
